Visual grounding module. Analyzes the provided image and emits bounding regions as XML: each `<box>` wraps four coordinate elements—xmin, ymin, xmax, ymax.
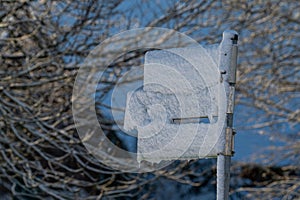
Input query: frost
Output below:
<box><xmin>123</xmin><ymin>33</ymin><xmax>236</xmax><ymax>163</ymax></box>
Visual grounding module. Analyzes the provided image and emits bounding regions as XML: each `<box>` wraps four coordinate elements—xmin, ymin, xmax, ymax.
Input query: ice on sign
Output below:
<box><xmin>124</xmin><ymin>42</ymin><xmax>228</xmax><ymax>163</ymax></box>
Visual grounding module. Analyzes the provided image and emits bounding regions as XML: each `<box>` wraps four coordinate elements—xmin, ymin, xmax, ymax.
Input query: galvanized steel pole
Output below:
<box><xmin>217</xmin><ymin>31</ymin><xmax>238</xmax><ymax>200</ymax></box>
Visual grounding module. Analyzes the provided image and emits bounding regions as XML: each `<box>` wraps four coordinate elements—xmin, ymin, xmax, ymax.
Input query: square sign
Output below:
<box><xmin>124</xmin><ymin>33</ymin><xmax>235</xmax><ymax>163</ymax></box>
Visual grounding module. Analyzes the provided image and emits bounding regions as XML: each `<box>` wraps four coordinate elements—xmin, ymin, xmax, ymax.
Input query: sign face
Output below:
<box><xmin>124</xmin><ymin>44</ymin><xmax>228</xmax><ymax>163</ymax></box>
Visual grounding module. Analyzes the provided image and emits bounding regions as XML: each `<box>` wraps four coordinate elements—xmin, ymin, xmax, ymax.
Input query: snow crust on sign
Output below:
<box><xmin>144</xmin><ymin>47</ymin><xmax>219</xmax><ymax>94</ymax></box>
<box><xmin>123</xmin><ymin>41</ymin><xmax>229</xmax><ymax>163</ymax></box>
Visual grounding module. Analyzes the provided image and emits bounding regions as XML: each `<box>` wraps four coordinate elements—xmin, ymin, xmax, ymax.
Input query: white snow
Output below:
<box><xmin>123</xmin><ymin>32</ymin><xmax>236</xmax><ymax>163</ymax></box>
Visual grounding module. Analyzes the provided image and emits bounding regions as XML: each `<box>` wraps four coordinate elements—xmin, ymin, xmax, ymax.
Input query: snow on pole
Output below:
<box><xmin>217</xmin><ymin>30</ymin><xmax>238</xmax><ymax>200</ymax></box>
<box><xmin>123</xmin><ymin>31</ymin><xmax>238</xmax><ymax>199</ymax></box>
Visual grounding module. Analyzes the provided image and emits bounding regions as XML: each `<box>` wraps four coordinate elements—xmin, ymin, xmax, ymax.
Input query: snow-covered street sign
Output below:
<box><xmin>124</xmin><ymin>31</ymin><xmax>237</xmax><ymax>165</ymax></box>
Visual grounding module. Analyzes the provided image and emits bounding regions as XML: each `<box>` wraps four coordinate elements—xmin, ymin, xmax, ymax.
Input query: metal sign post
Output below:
<box><xmin>217</xmin><ymin>31</ymin><xmax>238</xmax><ymax>200</ymax></box>
<box><xmin>123</xmin><ymin>30</ymin><xmax>239</xmax><ymax>199</ymax></box>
